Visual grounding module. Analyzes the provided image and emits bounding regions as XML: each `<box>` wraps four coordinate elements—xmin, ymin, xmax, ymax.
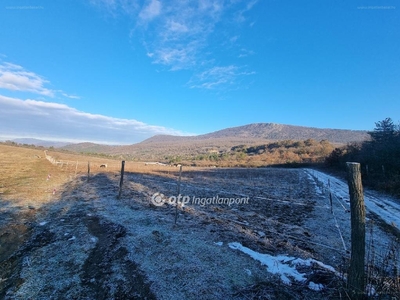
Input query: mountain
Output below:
<box><xmin>11</xmin><ymin>138</ymin><xmax>71</xmax><ymax>148</ymax></box>
<box><xmin>202</xmin><ymin>123</ymin><xmax>367</xmax><ymax>141</ymax></box>
<box><xmin>141</xmin><ymin>123</ymin><xmax>368</xmax><ymax>144</ymax></box>
<box><xmin>60</xmin><ymin>123</ymin><xmax>369</xmax><ymax>160</ymax></box>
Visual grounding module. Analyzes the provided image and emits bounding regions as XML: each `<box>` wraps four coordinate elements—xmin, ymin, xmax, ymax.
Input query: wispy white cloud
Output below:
<box><xmin>91</xmin><ymin>0</ymin><xmax>258</xmax><ymax>89</ymax></box>
<box><xmin>0</xmin><ymin>62</ymin><xmax>81</xmax><ymax>100</ymax></box>
<box><xmin>138</xmin><ymin>3</ymin><xmax>217</xmax><ymax>71</ymax></box>
<box><xmin>0</xmin><ymin>95</ymin><xmax>186</xmax><ymax>144</ymax></box>
<box><xmin>238</xmin><ymin>48</ymin><xmax>255</xmax><ymax>58</ymax></box>
<box><xmin>64</xmin><ymin>94</ymin><xmax>81</xmax><ymax>99</ymax></box>
<box><xmin>233</xmin><ymin>0</ymin><xmax>258</xmax><ymax>23</ymax></box>
<box><xmin>230</xmin><ymin>35</ymin><xmax>239</xmax><ymax>43</ymax></box>
<box><xmin>139</xmin><ymin>0</ymin><xmax>161</xmax><ymax>22</ymax></box>
<box><xmin>0</xmin><ymin>62</ymin><xmax>54</xmax><ymax>96</ymax></box>
<box><xmin>59</xmin><ymin>91</ymin><xmax>81</xmax><ymax>99</ymax></box>
<box><xmin>90</xmin><ymin>0</ymin><xmax>141</xmax><ymax>17</ymax></box>
<box><xmin>150</xmin><ymin>41</ymin><xmax>201</xmax><ymax>70</ymax></box>
<box><xmin>166</xmin><ymin>20</ymin><xmax>189</xmax><ymax>33</ymax></box>
<box><xmin>189</xmin><ymin>65</ymin><xmax>255</xmax><ymax>90</ymax></box>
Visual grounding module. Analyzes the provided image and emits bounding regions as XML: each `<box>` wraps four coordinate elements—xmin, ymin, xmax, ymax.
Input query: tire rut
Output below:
<box><xmin>81</xmin><ymin>216</ymin><xmax>156</xmax><ymax>300</ymax></box>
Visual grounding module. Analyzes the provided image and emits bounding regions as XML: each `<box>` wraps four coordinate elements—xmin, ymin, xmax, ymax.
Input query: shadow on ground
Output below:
<box><xmin>0</xmin><ymin>169</ymin><xmax>353</xmax><ymax>299</ymax></box>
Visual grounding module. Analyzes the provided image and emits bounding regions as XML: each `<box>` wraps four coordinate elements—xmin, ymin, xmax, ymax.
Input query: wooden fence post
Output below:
<box><xmin>87</xmin><ymin>161</ymin><xmax>90</xmax><ymax>182</ymax></box>
<box><xmin>118</xmin><ymin>161</ymin><xmax>125</xmax><ymax>199</ymax></box>
<box><xmin>346</xmin><ymin>162</ymin><xmax>366</xmax><ymax>299</ymax></box>
<box><xmin>174</xmin><ymin>165</ymin><xmax>182</xmax><ymax>225</ymax></box>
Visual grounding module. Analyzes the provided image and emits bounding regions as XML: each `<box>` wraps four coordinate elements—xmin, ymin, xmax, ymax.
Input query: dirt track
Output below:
<box><xmin>1</xmin><ymin>167</ymin><xmax>399</xmax><ymax>299</ymax></box>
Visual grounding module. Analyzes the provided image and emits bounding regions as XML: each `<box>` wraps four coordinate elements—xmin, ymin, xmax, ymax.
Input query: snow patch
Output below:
<box><xmin>228</xmin><ymin>242</ymin><xmax>337</xmax><ymax>289</ymax></box>
<box><xmin>305</xmin><ymin>169</ymin><xmax>400</xmax><ymax>230</ymax></box>
<box><xmin>308</xmin><ymin>281</ymin><xmax>324</xmax><ymax>291</ymax></box>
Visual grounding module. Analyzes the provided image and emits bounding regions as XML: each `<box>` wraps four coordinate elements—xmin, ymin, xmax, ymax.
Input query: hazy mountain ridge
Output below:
<box><xmin>10</xmin><ymin>138</ymin><xmax>71</xmax><ymax>148</ymax></box>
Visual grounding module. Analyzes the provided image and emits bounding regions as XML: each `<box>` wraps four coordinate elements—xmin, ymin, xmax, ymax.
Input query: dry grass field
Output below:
<box><xmin>0</xmin><ymin>144</ymin><xmax>399</xmax><ymax>299</ymax></box>
<box><xmin>0</xmin><ymin>145</ymin><xmax>185</xmax><ymax>297</ymax></box>
<box><xmin>0</xmin><ymin>143</ymin><xmax>189</xmax><ymax>211</ymax></box>
<box><xmin>1</xmin><ymin>145</ymin><xmax>67</xmax><ymax>206</ymax></box>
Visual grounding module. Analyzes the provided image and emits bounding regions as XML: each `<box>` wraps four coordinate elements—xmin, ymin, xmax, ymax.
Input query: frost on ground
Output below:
<box><xmin>1</xmin><ymin>167</ymin><xmax>399</xmax><ymax>299</ymax></box>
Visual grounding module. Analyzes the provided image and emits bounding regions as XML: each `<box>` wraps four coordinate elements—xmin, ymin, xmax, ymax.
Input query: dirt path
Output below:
<box><xmin>1</xmin><ymin>168</ymin><xmax>399</xmax><ymax>299</ymax></box>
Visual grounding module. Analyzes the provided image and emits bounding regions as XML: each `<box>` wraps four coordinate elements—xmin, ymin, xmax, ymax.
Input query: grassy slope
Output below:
<box><xmin>0</xmin><ymin>144</ymin><xmax>184</xmax><ymax>206</ymax></box>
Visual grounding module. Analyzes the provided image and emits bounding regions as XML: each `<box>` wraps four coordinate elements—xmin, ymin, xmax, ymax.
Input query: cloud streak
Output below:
<box><xmin>189</xmin><ymin>65</ymin><xmax>255</xmax><ymax>90</ymax></box>
<box><xmin>0</xmin><ymin>95</ymin><xmax>186</xmax><ymax>144</ymax></box>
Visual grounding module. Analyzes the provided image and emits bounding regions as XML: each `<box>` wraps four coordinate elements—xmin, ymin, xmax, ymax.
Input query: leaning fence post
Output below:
<box><xmin>327</xmin><ymin>179</ymin><xmax>333</xmax><ymax>213</ymax></box>
<box><xmin>174</xmin><ymin>165</ymin><xmax>182</xmax><ymax>225</ymax></box>
<box><xmin>118</xmin><ymin>161</ymin><xmax>125</xmax><ymax>199</ymax></box>
<box><xmin>346</xmin><ymin>162</ymin><xmax>366</xmax><ymax>299</ymax></box>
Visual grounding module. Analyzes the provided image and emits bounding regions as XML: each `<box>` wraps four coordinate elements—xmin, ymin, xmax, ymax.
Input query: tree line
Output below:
<box><xmin>326</xmin><ymin>117</ymin><xmax>400</xmax><ymax>196</ymax></box>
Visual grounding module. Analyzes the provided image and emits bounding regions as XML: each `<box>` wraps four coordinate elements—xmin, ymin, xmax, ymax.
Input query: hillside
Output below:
<box><xmin>61</xmin><ymin>142</ymin><xmax>116</xmax><ymax>154</ymax></box>
<box><xmin>60</xmin><ymin>123</ymin><xmax>369</xmax><ymax>161</ymax></box>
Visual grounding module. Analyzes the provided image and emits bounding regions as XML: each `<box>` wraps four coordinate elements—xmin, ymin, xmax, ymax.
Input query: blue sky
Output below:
<box><xmin>0</xmin><ymin>0</ymin><xmax>399</xmax><ymax>144</ymax></box>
